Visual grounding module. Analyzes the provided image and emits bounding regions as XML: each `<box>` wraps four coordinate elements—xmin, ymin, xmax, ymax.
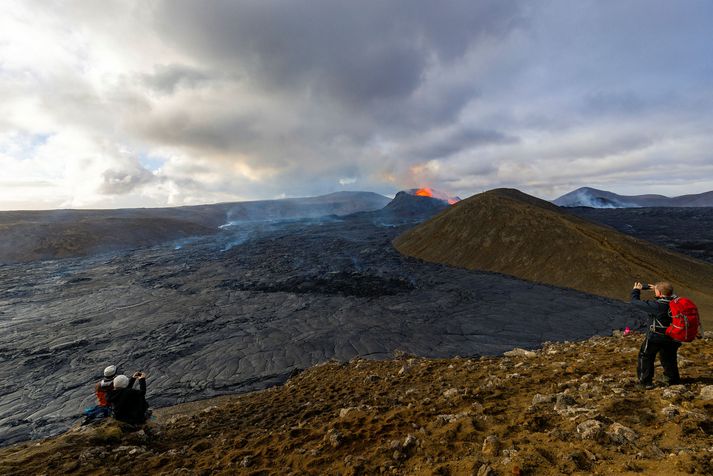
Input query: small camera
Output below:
<box><xmin>641</xmin><ymin>284</ymin><xmax>651</xmax><ymax>290</ymax></box>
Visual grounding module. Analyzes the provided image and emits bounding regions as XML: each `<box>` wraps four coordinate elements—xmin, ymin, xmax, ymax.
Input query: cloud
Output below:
<box><xmin>407</xmin><ymin>127</ymin><xmax>519</xmax><ymax>160</ymax></box>
<box><xmin>1</xmin><ymin>0</ymin><xmax>713</xmax><ymax>209</ymax></box>
<box><xmin>153</xmin><ymin>1</ymin><xmax>522</xmax><ymax>103</ymax></box>
<box><xmin>100</xmin><ymin>165</ymin><xmax>156</xmax><ymax>195</ymax></box>
<box><xmin>140</xmin><ymin>64</ymin><xmax>216</xmax><ymax>95</ymax></box>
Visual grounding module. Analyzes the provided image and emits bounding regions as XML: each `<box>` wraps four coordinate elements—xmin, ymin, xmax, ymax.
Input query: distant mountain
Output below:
<box><xmin>553</xmin><ymin>187</ymin><xmax>713</xmax><ymax>208</ymax></box>
<box><xmin>0</xmin><ymin>191</ymin><xmax>390</xmax><ymax>264</ymax></box>
<box><xmin>347</xmin><ymin>189</ymin><xmax>454</xmax><ymax>225</ymax></box>
<box><xmin>379</xmin><ymin>191</ymin><xmax>451</xmax><ymax>219</ymax></box>
<box><xmin>223</xmin><ymin>191</ymin><xmax>390</xmax><ymax>223</ymax></box>
<box><xmin>394</xmin><ymin>188</ymin><xmax>713</xmax><ymax>326</ymax></box>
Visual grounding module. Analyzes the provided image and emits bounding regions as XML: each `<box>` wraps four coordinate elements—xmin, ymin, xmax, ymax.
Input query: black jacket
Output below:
<box><xmin>630</xmin><ymin>289</ymin><xmax>674</xmax><ymax>334</ymax></box>
<box><xmin>109</xmin><ymin>377</ymin><xmax>148</xmax><ymax>424</ymax></box>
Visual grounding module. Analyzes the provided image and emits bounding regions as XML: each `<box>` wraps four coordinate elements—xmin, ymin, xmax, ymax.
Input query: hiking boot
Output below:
<box><xmin>636</xmin><ymin>382</ymin><xmax>655</xmax><ymax>390</ymax></box>
<box><xmin>659</xmin><ymin>376</ymin><xmax>680</xmax><ymax>387</ymax></box>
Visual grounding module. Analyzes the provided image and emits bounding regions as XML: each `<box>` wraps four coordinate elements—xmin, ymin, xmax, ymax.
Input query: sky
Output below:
<box><xmin>1</xmin><ymin>0</ymin><xmax>712</xmax><ymax>210</ymax></box>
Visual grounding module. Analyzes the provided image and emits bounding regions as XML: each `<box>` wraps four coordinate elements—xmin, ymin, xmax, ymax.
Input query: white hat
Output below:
<box><xmin>113</xmin><ymin>374</ymin><xmax>130</xmax><ymax>389</ymax></box>
<box><xmin>104</xmin><ymin>365</ymin><xmax>117</xmax><ymax>378</ymax></box>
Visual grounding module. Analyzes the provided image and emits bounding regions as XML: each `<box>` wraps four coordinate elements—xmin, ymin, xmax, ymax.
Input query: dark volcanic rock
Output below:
<box><xmin>0</xmin><ymin>191</ymin><xmax>389</xmax><ymax>264</ymax></box>
<box><xmin>380</xmin><ymin>192</ymin><xmax>450</xmax><ymax>219</ymax></box>
<box><xmin>220</xmin><ymin>272</ymin><xmax>415</xmax><ymax>297</ymax></box>
<box><xmin>348</xmin><ymin>191</ymin><xmax>450</xmax><ymax>226</ymax></box>
<box><xmin>0</xmin><ymin>214</ymin><xmax>643</xmax><ymax>445</ymax></box>
<box><xmin>566</xmin><ymin>206</ymin><xmax>713</xmax><ymax>264</ymax></box>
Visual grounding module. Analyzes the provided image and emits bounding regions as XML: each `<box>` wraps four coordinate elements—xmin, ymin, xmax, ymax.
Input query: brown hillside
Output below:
<box><xmin>1</xmin><ymin>334</ymin><xmax>712</xmax><ymax>475</ymax></box>
<box><xmin>394</xmin><ymin>189</ymin><xmax>713</xmax><ymax>327</ymax></box>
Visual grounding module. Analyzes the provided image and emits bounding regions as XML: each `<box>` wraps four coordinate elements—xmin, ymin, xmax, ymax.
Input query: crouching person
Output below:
<box><xmin>110</xmin><ymin>372</ymin><xmax>150</xmax><ymax>425</ymax></box>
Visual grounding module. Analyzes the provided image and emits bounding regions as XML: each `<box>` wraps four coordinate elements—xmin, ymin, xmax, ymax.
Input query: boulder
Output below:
<box><xmin>699</xmin><ymin>385</ymin><xmax>713</xmax><ymax>400</ymax></box>
<box><xmin>482</xmin><ymin>435</ymin><xmax>501</xmax><ymax>456</ymax></box>
<box><xmin>476</xmin><ymin>464</ymin><xmax>496</xmax><ymax>476</ymax></box>
<box><xmin>443</xmin><ymin>388</ymin><xmax>459</xmax><ymax>399</ymax></box>
<box><xmin>606</xmin><ymin>423</ymin><xmax>638</xmax><ymax>444</ymax></box>
<box><xmin>661</xmin><ymin>405</ymin><xmax>681</xmax><ymax>419</ymax></box>
<box><xmin>577</xmin><ymin>420</ymin><xmax>604</xmax><ymax>440</ymax></box>
<box><xmin>504</xmin><ymin>348</ymin><xmax>537</xmax><ymax>358</ymax></box>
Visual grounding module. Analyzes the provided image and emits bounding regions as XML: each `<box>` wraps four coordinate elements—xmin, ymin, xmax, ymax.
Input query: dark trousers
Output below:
<box><xmin>637</xmin><ymin>333</ymin><xmax>681</xmax><ymax>385</ymax></box>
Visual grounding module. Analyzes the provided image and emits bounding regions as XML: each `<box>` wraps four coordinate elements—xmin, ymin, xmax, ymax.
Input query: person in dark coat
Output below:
<box><xmin>631</xmin><ymin>281</ymin><xmax>681</xmax><ymax>389</ymax></box>
<box><xmin>110</xmin><ymin>372</ymin><xmax>149</xmax><ymax>424</ymax></box>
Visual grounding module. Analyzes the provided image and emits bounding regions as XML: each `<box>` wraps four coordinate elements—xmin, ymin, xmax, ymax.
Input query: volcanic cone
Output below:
<box><xmin>394</xmin><ymin>188</ymin><xmax>713</xmax><ymax>326</ymax></box>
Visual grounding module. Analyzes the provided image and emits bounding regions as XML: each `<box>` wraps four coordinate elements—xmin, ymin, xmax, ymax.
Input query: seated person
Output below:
<box><xmin>95</xmin><ymin>365</ymin><xmax>116</xmax><ymax>409</ymax></box>
<box><xmin>110</xmin><ymin>372</ymin><xmax>150</xmax><ymax>424</ymax></box>
<box><xmin>82</xmin><ymin>365</ymin><xmax>116</xmax><ymax>423</ymax></box>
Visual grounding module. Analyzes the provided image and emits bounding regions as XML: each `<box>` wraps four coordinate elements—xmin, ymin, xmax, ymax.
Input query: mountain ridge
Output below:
<box><xmin>554</xmin><ymin>187</ymin><xmax>713</xmax><ymax>208</ymax></box>
<box><xmin>0</xmin><ymin>191</ymin><xmax>390</xmax><ymax>264</ymax></box>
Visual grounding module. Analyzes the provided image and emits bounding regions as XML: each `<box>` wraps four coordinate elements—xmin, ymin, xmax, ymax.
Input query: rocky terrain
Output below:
<box><xmin>0</xmin><ymin>191</ymin><xmax>389</xmax><ymax>264</ymax></box>
<box><xmin>394</xmin><ymin>189</ymin><xmax>713</xmax><ymax>327</ymax></box>
<box><xmin>554</xmin><ymin>187</ymin><xmax>713</xmax><ymax>208</ymax></box>
<box><xmin>1</xmin><ymin>332</ymin><xmax>712</xmax><ymax>475</ymax></box>
<box><xmin>0</xmin><ymin>194</ymin><xmax>644</xmax><ymax>446</ymax></box>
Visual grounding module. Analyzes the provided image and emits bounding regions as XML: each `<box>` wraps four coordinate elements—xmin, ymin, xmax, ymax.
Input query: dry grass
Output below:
<box><xmin>1</xmin><ymin>334</ymin><xmax>712</xmax><ymax>475</ymax></box>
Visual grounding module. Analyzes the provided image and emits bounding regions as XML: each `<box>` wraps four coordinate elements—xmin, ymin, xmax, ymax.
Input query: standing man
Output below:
<box><xmin>631</xmin><ymin>281</ymin><xmax>681</xmax><ymax>389</ymax></box>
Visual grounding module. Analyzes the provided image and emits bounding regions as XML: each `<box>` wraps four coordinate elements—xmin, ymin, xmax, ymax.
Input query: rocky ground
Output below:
<box><xmin>1</xmin><ymin>332</ymin><xmax>712</xmax><ymax>475</ymax></box>
<box><xmin>0</xmin><ymin>210</ymin><xmax>643</xmax><ymax>446</ymax></box>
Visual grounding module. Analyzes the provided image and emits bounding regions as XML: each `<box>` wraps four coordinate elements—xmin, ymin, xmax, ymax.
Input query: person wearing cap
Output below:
<box><xmin>110</xmin><ymin>371</ymin><xmax>150</xmax><ymax>425</ymax></box>
<box><xmin>82</xmin><ymin>365</ymin><xmax>117</xmax><ymax>423</ymax></box>
<box><xmin>95</xmin><ymin>365</ymin><xmax>116</xmax><ymax>409</ymax></box>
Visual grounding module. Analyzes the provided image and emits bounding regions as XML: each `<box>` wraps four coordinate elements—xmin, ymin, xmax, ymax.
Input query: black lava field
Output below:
<box><xmin>5</xmin><ymin>204</ymin><xmax>701</xmax><ymax>445</ymax></box>
<box><xmin>567</xmin><ymin>206</ymin><xmax>713</xmax><ymax>264</ymax></box>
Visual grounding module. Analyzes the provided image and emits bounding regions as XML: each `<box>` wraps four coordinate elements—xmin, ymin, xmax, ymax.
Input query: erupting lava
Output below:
<box><xmin>414</xmin><ymin>188</ymin><xmax>435</xmax><ymax>198</ymax></box>
<box><xmin>412</xmin><ymin>188</ymin><xmax>460</xmax><ymax>205</ymax></box>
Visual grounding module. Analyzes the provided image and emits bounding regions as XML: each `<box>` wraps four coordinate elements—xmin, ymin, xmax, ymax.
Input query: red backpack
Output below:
<box><xmin>666</xmin><ymin>297</ymin><xmax>701</xmax><ymax>342</ymax></box>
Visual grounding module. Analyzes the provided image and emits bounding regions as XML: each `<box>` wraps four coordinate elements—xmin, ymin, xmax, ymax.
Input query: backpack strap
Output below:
<box><xmin>651</xmin><ymin>296</ymin><xmax>674</xmax><ymax>333</ymax></box>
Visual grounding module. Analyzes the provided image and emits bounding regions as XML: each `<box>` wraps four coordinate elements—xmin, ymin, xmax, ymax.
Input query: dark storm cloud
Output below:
<box><xmin>410</xmin><ymin>128</ymin><xmax>519</xmax><ymax>160</ymax></box>
<box><xmin>135</xmin><ymin>111</ymin><xmax>260</xmax><ymax>155</ymax></box>
<box><xmin>153</xmin><ymin>0</ymin><xmax>523</xmax><ymax>107</ymax></box>
<box><xmin>124</xmin><ymin>0</ymin><xmax>528</xmax><ymax>198</ymax></box>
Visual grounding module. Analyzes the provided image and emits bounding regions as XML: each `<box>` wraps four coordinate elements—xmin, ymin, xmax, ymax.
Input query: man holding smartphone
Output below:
<box><xmin>110</xmin><ymin>371</ymin><xmax>150</xmax><ymax>424</ymax></box>
<box><xmin>631</xmin><ymin>281</ymin><xmax>681</xmax><ymax>389</ymax></box>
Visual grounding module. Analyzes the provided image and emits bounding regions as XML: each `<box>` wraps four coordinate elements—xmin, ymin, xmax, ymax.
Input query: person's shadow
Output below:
<box><xmin>680</xmin><ymin>376</ymin><xmax>713</xmax><ymax>385</ymax></box>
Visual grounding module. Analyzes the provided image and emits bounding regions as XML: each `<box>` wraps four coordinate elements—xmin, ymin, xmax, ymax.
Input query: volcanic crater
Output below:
<box><xmin>0</xmin><ymin>192</ymin><xmax>647</xmax><ymax>446</ymax></box>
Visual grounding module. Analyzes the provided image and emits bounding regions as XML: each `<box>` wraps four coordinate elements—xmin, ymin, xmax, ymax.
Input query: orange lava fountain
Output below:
<box><xmin>414</xmin><ymin>188</ymin><xmax>434</xmax><ymax>198</ymax></box>
<box><xmin>414</xmin><ymin>188</ymin><xmax>458</xmax><ymax>205</ymax></box>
